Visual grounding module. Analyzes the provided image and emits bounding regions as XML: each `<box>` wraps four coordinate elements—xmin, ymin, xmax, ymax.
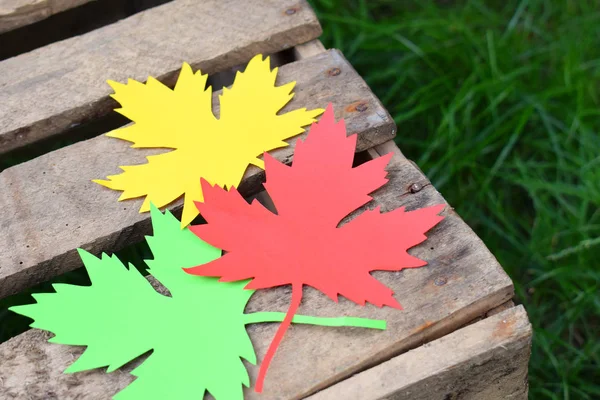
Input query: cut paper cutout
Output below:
<box><xmin>10</xmin><ymin>206</ymin><xmax>385</xmax><ymax>399</ymax></box>
<box><xmin>94</xmin><ymin>55</ymin><xmax>324</xmax><ymax>227</ymax></box>
<box><xmin>185</xmin><ymin>104</ymin><xmax>446</xmax><ymax>392</ymax></box>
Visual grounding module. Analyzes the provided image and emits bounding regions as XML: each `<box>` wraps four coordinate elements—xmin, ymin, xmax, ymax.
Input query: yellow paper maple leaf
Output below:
<box><xmin>94</xmin><ymin>55</ymin><xmax>324</xmax><ymax>227</ymax></box>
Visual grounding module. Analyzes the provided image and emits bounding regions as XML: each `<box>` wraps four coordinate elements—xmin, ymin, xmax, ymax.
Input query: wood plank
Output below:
<box><xmin>0</xmin><ymin>49</ymin><xmax>396</xmax><ymax>299</ymax></box>
<box><xmin>307</xmin><ymin>306</ymin><xmax>531</xmax><ymax>400</ymax></box>
<box><xmin>292</xmin><ymin>39</ymin><xmax>326</xmax><ymax>59</ymax></box>
<box><xmin>0</xmin><ymin>141</ymin><xmax>514</xmax><ymax>399</ymax></box>
<box><xmin>0</xmin><ymin>0</ymin><xmax>93</xmax><ymax>34</ymax></box>
<box><xmin>0</xmin><ymin>0</ymin><xmax>322</xmax><ymax>154</ymax></box>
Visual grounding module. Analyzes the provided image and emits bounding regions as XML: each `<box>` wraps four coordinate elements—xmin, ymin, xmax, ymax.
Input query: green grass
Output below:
<box><xmin>309</xmin><ymin>0</ymin><xmax>600</xmax><ymax>398</ymax></box>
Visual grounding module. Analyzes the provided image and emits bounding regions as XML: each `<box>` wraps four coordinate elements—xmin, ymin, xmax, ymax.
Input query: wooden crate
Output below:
<box><xmin>0</xmin><ymin>1</ymin><xmax>532</xmax><ymax>399</ymax></box>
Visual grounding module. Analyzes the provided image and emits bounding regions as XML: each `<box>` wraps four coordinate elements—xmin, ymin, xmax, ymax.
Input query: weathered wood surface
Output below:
<box><xmin>0</xmin><ymin>49</ymin><xmax>396</xmax><ymax>299</ymax></box>
<box><xmin>0</xmin><ymin>0</ymin><xmax>93</xmax><ymax>33</ymax></box>
<box><xmin>307</xmin><ymin>305</ymin><xmax>531</xmax><ymax>400</ymax></box>
<box><xmin>0</xmin><ymin>0</ymin><xmax>322</xmax><ymax>154</ymax></box>
<box><xmin>0</xmin><ymin>140</ymin><xmax>514</xmax><ymax>398</ymax></box>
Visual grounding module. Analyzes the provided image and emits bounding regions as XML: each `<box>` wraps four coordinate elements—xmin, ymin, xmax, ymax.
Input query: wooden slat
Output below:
<box><xmin>292</xmin><ymin>39</ymin><xmax>326</xmax><ymax>59</ymax></box>
<box><xmin>0</xmin><ymin>49</ymin><xmax>397</xmax><ymax>299</ymax></box>
<box><xmin>0</xmin><ymin>141</ymin><xmax>514</xmax><ymax>399</ymax></box>
<box><xmin>0</xmin><ymin>0</ymin><xmax>93</xmax><ymax>34</ymax></box>
<box><xmin>307</xmin><ymin>306</ymin><xmax>531</xmax><ymax>400</ymax></box>
<box><xmin>0</xmin><ymin>0</ymin><xmax>322</xmax><ymax>154</ymax></box>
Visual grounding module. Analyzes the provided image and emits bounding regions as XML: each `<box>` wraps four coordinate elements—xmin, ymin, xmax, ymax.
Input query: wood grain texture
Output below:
<box><xmin>0</xmin><ymin>0</ymin><xmax>93</xmax><ymax>33</ymax></box>
<box><xmin>307</xmin><ymin>306</ymin><xmax>531</xmax><ymax>400</ymax></box>
<box><xmin>0</xmin><ymin>49</ymin><xmax>396</xmax><ymax>299</ymax></box>
<box><xmin>0</xmin><ymin>0</ymin><xmax>322</xmax><ymax>154</ymax></box>
<box><xmin>0</xmin><ymin>141</ymin><xmax>514</xmax><ymax>399</ymax></box>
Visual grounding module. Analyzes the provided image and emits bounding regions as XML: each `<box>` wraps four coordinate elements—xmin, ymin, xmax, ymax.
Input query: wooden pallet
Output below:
<box><xmin>0</xmin><ymin>1</ymin><xmax>532</xmax><ymax>399</ymax></box>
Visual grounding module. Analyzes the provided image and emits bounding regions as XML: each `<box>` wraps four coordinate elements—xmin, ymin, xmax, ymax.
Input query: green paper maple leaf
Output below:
<box><xmin>10</xmin><ymin>206</ymin><xmax>384</xmax><ymax>399</ymax></box>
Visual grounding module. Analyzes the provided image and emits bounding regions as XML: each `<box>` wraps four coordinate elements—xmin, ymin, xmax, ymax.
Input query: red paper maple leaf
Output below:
<box><xmin>185</xmin><ymin>104</ymin><xmax>445</xmax><ymax>392</ymax></box>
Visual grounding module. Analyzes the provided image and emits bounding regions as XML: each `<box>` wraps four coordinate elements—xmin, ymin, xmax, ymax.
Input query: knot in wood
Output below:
<box><xmin>285</xmin><ymin>8</ymin><xmax>297</xmax><ymax>15</ymax></box>
<box><xmin>355</xmin><ymin>102</ymin><xmax>368</xmax><ymax>112</ymax></box>
<box><xmin>328</xmin><ymin>67</ymin><xmax>341</xmax><ymax>76</ymax></box>
<box><xmin>409</xmin><ymin>183</ymin><xmax>422</xmax><ymax>193</ymax></box>
<box><xmin>434</xmin><ymin>277</ymin><xmax>448</xmax><ymax>286</ymax></box>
